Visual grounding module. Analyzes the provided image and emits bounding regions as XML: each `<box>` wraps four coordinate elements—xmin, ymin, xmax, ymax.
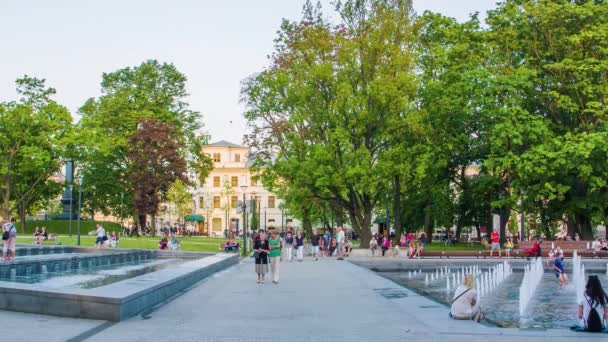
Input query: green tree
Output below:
<box><xmin>78</xmin><ymin>60</ymin><xmax>213</xmax><ymax>224</ymax></box>
<box><xmin>243</xmin><ymin>0</ymin><xmax>418</xmax><ymax>247</ymax></box>
<box><xmin>167</xmin><ymin>178</ymin><xmax>193</xmax><ymax>226</ymax></box>
<box><xmin>0</xmin><ymin>76</ymin><xmax>73</xmax><ymax>229</ymax></box>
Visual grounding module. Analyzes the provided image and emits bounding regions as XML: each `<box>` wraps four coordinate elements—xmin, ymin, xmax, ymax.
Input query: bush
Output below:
<box><xmin>14</xmin><ymin>220</ymin><xmax>121</xmax><ymax>235</ymax></box>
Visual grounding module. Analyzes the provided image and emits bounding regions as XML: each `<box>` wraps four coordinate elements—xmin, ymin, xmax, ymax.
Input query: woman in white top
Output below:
<box><xmin>450</xmin><ymin>273</ymin><xmax>482</xmax><ymax>321</ymax></box>
<box><xmin>576</xmin><ymin>275</ymin><xmax>608</xmax><ymax>332</ymax></box>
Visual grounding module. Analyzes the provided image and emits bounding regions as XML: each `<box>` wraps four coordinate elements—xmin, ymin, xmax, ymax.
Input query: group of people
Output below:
<box><xmin>370</xmin><ymin>232</ymin><xmax>427</xmax><ymax>258</ymax></box>
<box><xmin>591</xmin><ymin>238</ymin><xmax>608</xmax><ymax>251</ymax></box>
<box><xmin>249</xmin><ymin>227</ymin><xmax>352</xmax><ymax>284</ymax></box>
<box><xmin>1</xmin><ymin>221</ymin><xmax>17</xmax><ymax>261</ymax></box>
<box><xmin>32</xmin><ymin>226</ymin><xmax>49</xmax><ymax>244</ymax></box>
<box><xmin>95</xmin><ymin>224</ymin><xmax>118</xmax><ymax>248</ymax></box>
<box><xmin>158</xmin><ymin>232</ymin><xmax>179</xmax><ymax>250</ymax></box>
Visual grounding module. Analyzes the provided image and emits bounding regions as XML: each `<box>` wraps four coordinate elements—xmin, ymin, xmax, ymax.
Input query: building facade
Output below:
<box><xmin>191</xmin><ymin>140</ymin><xmax>297</xmax><ymax>237</ymax></box>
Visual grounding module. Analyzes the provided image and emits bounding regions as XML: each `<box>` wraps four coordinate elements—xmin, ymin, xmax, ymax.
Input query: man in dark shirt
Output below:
<box><xmin>311</xmin><ymin>229</ymin><xmax>320</xmax><ymax>261</ymax></box>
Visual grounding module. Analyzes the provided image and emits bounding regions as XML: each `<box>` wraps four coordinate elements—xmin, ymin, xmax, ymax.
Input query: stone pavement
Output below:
<box><xmin>2</xmin><ymin>256</ymin><xmax>607</xmax><ymax>341</ymax></box>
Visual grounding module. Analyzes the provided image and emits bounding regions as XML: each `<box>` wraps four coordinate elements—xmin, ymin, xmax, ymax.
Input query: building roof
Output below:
<box><xmin>205</xmin><ymin>140</ymin><xmax>246</xmax><ymax>148</ymax></box>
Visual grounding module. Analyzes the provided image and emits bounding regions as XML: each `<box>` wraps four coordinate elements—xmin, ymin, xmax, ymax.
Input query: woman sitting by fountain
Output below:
<box><xmin>450</xmin><ymin>274</ymin><xmax>484</xmax><ymax>322</ymax></box>
<box><xmin>571</xmin><ymin>275</ymin><xmax>608</xmax><ymax>333</ymax></box>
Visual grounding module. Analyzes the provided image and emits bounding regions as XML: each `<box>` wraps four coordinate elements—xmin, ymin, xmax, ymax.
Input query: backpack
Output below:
<box><xmin>585</xmin><ymin>296</ymin><xmax>604</xmax><ymax>332</ymax></box>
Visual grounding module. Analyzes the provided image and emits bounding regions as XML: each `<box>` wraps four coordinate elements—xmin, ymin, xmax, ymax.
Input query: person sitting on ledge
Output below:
<box><xmin>159</xmin><ymin>234</ymin><xmax>168</xmax><ymax>250</ymax></box>
<box><xmin>223</xmin><ymin>240</ymin><xmax>232</xmax><ymax>253</ymax></box>
<box><xmin>450</xmin><ymin>274</ymin><xmax>484</xmax><ymax>322</ymax></box>
<box><xmin>571</xmin><ymin>275</ymin><xmax>608</xmax><ymax>333</ymax></box>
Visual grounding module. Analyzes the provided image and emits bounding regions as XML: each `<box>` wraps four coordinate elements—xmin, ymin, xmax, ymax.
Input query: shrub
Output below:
<box><xmin>14</xmin><ymin>220</ymin><xmax>121</xmax><ymax>235</ymax></box>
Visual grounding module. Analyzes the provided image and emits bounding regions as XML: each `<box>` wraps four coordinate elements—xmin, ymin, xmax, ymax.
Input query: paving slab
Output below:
<box><xmin>81</xmin><ymin>256</ymin><xmax>606</xmax><ymax>342</ymax></box>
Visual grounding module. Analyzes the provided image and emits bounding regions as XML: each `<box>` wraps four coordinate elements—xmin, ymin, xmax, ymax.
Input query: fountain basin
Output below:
<box><xmin>353</xmin><ymin>258</ymin><xmax>608</xmax><ymax>329</ymax></box>
<box><xmin>0</xmin><ymin>246</ymin><xmax>238</xmax><ymax>321</ymax></box>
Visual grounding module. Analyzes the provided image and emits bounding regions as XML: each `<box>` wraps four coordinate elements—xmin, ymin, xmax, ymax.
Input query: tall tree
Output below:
<box><xmin>129</xmin><ymin>119</ymin><xmax>188</xmax><ymax>234</ymax></box>
<box><xmin>78</xmin><ymin>60</ymin><xmax>212</xmax><ymax>222</ymax></box>
<box><xmin>167</xmin><ymin>178</ymin><xmax>193</xmax><ymax>226</ymax></box>
<box><xmin>243</xmin><ymin>0</ymin><xmax>418</xmax><ymax>247</ymax></box>
<box><xmin>0</xmin><ymin>76</ymin><xmax>72</xmax><ymax>227</ymax></box>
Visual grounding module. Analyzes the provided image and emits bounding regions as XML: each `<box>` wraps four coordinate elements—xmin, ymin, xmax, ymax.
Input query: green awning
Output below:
<box><xmin>184</xmin><ymin>214</ymin><xmax>204</xmax><ymax>222</ymax></box>
<box><xmin>373</xmin><ymin>217</ymin><xmax>386</xmax><ymax>224</ymax></box>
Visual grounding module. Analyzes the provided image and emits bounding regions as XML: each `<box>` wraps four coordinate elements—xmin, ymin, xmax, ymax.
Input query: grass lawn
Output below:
<box><xmin>16</xmin><ymin>235</ymin><xmax>243</xmax><ymax>253</ymax></box>
<box><xmin>422</xmin><ymin>243</ymin><xmax>486</xmax><ymax>252</ymax></box>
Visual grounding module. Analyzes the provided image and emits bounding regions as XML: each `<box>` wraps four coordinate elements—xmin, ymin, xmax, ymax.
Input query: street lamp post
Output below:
<box><xmin>120</xmin><ymin>192</ymin><xmax>124</xmax><ymax>236</ymax></box>
<box><xmin>77</xmin><ymin>175</ymin><xmax>83</xmax><ymax>246</ymax></box>
<box><xmin>258</xmin><ymin>198</ymin><xmax>261</xmax><ymax>231</ymax></box>
<box><xmin>69</xmin><ymin>184</ymin><xmax>73</xmax><ymax>238</ymax></box>
<box><xmin>281</xmin><ymin>208</ymin><xmax>284</xmax><ymax>233</ymax></box>
<box><xmin>385</xmin><ymin>193</ymin><xmax>390</xmax><ymax>240</ymax></box>
<box><xmin>240</xmin><ymin>181</ymin><xmax>248</xmax><ymax>256</ymax></box>
<box><xmin>264</xmin><ymin>207</ymin><xmax>267</xmax><ymax>230</ymax></box>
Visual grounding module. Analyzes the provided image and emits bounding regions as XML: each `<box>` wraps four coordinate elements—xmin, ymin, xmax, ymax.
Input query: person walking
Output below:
<box><xmin>95</xmin><ymin>224</ymin><xmax>106</xmax><ymax>248</ymax></box>
<box><xmin>310</xmin><ymin>229</ymin><xmax>320</xmax><ymax>261</ymax></box>
<box><xmin>369</xmin><ymin>235</ymin><xmax>378</xmax><ymax>257</ymax></box>
<box><xmin>253</xmin><ymin>233</ymin><xmax>269</xmax><ymax>284</ymax></box>
<box><xmin>284</xmin><ymin>228</ymin><xmax>294</xmax><ymax>262</ymax></box>
<box><xmin>336</xmin><ymin>227</ymin><xmax>345</xmax><ymax>260</ymax></box>
<box><xmin>504</xmin><ymin>236</ymin><xmax>514</xmax><ymax>259</ymax></box>
<box><xmin>381</xmin><ymin>235</ymin><xmax>390</xmax><ymax>257</ymax></box>
<box><xmin>295</xmin><ymin>231</ymin><xmax>304</xmax><ymax>262</ymax></box>
<box><xmin>323</xmin><ymin>230</ymin><xmax>331</xmax><ymax>257</ymax></box>
<box><xmin>268</xmin><ymin>230</ymin><xmax>282</xmax><ymax>284</ymax></box>
<box><xmin>489</xmin><ymin>231</ymin><xmax>501</xmax><ymax>258</ymax></box>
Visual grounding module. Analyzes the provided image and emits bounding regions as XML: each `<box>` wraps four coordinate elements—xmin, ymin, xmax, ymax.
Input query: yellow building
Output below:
<box><xmin>191</xmin><ymin>140</ymin><xmax>296</xmax><ymax>237</ymax></box>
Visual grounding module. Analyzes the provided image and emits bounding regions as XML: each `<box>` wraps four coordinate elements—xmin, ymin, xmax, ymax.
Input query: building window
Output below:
<box><xmin>213</xmin><ymin>176</ymin><xmax>220</xmax><ymax>187</ymax></box>
<box><xmin>213</xmin><ymin>153</ymin><xmax>221</xmax><ymax>162</ymax></box>
<box><xmin>250</xmin><ymin>178</ymin><xmax>257</xmax><ymax>186</ymax></box>
<box><xmin>231</xmin><ymin>176</ymin><xmax>238</xmax><ymax>187</ymax></box>
<box><xmin>199</xmin><ymin>197</ymin><xmax>205</xmax><ymax>208</ymax></box>
<box><xmin>213</xmin><ymin>196</ymin><xmax>220</xmax><ymax>209</ymax></box>
<box><xmin>231</xmin><ymin>196</ymin><xmax>238</xmax><ymax>208</ymax></box>
<box><xmin>234</xmin><ymin>154</ymin><xmax>240</xmax><ymax>162</ymax></box>
<box><xmin>268</xmin><ymin>196</ymin><xmax>275</xmax><ymax>209</ymax></box>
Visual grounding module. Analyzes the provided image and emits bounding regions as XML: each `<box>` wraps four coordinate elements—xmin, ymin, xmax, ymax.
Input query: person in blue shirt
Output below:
<box><xmin>295</xmin><ymin>231</ymin><xmax>305</xmax><ymax>262</ymax></box>
<box><xmin>553</xmin><ymin>252</ymin><xmax>570</xmax><ymax>287</ymax></box>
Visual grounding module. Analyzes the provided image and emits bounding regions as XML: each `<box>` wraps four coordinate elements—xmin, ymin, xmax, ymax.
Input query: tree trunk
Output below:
<box><xmin>19</xmin><ymin>204</ymin><xmax>27</xmax><ymax>234</ymax></box>
<box><xmin>475</xmin><ymin>220</ymin><xmax>481</xmax><ymax>242</ymax></box>
<box><xmin>346</xmin><ymin>203</ymin><xmax>372</xmax><ymax>248</ymax></box>
<box><xmin>393</xmin><ymin>175</ymin><xmax>402</xmax><ymax>237</ymax></box>
<box><xmin>455</xmin><ymin>166</ymin><xmax>467</xmax><ymax>240</ymax></box>
<box><xmin>151</xmin><ymin>213</ymin><xmax>157</xmax><ymax>237</ymax></box>
<box><xmin>499</xmin><ymin>205</ymin><xmax>510</xmax><ymax>245</ymax></box>
<box><xmin>565</xmin><ymin>215</ymin><xmax>577</xmax><ymax>240</ymax></box>
<box><xmin>423</xmin><ymin>202</ymin><xmax>433</xmax><ymax>245</ymax></box>
<box><xmin>138</xmin><ymin>214</ymin><xmax>146</xmax><ymax>237</ymax></box>
<box><xmin>302</xmin><ymin>207</ymin><xmax>312</xmax><ymax>237</ymax></box>
<box><xmin>575</xmin><ymin>213</ymin><xmax>594</xmax><ymax>240</ymax></box>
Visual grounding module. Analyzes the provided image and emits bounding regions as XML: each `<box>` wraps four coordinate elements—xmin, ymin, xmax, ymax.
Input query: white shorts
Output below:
<box><xmin>312</xmin><ymin>246</ymin><xmax>319</xmax><ymax>254</ymax></box>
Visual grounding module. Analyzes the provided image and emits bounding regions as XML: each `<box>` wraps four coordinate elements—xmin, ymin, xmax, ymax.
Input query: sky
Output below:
<box><xmin>0</xmin><ymin>0</ymin><xmax>497</xmax><ymax>144</ymax></box>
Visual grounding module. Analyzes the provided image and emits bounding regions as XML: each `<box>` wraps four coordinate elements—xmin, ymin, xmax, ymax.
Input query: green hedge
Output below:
<box><xmin>14</xmin><ymin>220</ymin><xmax>121</xmax><ymax>235</ymax></box>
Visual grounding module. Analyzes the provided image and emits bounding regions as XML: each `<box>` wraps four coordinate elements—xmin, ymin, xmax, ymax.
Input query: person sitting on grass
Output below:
<box><xmin>230</xmin><ymin>238</ymin><xmax>239</xmax><ymax>253</ymax></box>
<box><xmin>223</xmin><ymin>240</ymin><xmax>232</xmax><ymax>253</ymax></box>
<box><xmin>110</xmin><ymin>231</ymin><xmax>118</xmax><ymax>248</ymax></box>
<box><xmin>571</xmin><ymin>275</ymin><xmax>608</xmax><ymax>333</ymax></box>
<box><xmin>33</xmin><ymin>227</ymin><xmax>43</xmax><ymax>245</ymax></box>
<box><xmin>169</xmin><ymin>234</ymin><xmax>179</xmax><ymax>250</ymax></box>
<box><xmin>159</xmin><ymin>234</ymin><xmax>168</xmax><ymax>250</ymax></box>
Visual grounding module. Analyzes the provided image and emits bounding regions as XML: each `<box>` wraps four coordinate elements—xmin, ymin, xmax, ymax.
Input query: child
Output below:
<box><xmin>504</xmin><ymin>237</ymin><xmax>514</xmax><ymax>259</ymax></box>
<box><xmin>554</xmin><ymin>252</ymin><xmax>569</xmax><ymax>287</ymax></box>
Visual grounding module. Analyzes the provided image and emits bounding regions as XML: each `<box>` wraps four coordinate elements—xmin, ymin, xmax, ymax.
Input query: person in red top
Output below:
<box><xmin>489</xmin><ymin>231</ymin><xmax>501</xmax><ymax>258</ymax></box>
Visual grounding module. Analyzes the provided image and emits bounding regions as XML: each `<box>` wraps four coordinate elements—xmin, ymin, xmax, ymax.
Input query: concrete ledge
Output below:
<box><xmin>0</xmin><ymin>252</ymin><xmax>238</xmax><ymax>321</ymax></box>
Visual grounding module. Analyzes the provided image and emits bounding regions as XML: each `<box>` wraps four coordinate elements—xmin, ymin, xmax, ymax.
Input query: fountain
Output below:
<box><xmin>519</xmin><ymin>257</ymin><xmax>544</xmax><ymax>315</ymax></box>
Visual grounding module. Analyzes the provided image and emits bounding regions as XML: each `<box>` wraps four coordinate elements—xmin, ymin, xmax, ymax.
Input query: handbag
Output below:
<box><xmin>2</xmin><ymin>231</ymin><xmax>9</xmax><ymax>240</ymax></box>
<box><xmin>253</xmin><ymin>251</ymin><xmax>260</xmax><ymax>259</ymax></box>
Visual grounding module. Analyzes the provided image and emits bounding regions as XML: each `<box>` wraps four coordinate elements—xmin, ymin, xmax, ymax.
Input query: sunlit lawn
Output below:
<box><xmin>16</xmin><ymin>235</ymin><xmax>243</xmax><ymax>253</ymax></box>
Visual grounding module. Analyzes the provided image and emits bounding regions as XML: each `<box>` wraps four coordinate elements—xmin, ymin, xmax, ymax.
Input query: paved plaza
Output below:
<box><xmin>2</xmin><ymin>256</ymin><xmax>607</xmax><ymax>342</ymax></box>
